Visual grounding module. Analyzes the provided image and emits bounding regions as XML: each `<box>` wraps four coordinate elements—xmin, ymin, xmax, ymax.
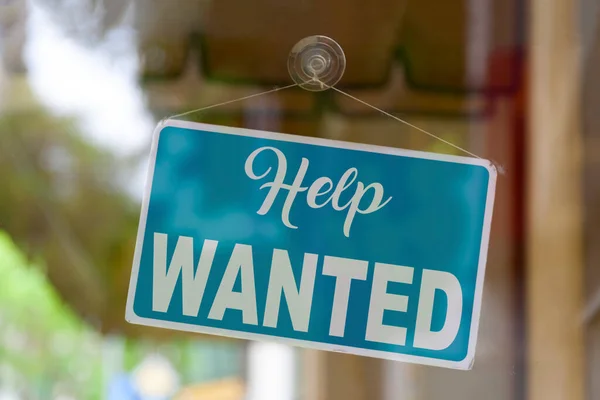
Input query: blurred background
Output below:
<box><xmin>0</xmin><ymin>0</ymin><xmax>597</xmax><ymax>399</ymax></box>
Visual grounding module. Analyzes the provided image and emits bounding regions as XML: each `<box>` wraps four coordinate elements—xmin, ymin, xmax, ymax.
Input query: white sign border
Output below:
<box><xmin>125</xmin><ymin>119</ymin><xmax>497</xmax><ymax>371</ymax></box>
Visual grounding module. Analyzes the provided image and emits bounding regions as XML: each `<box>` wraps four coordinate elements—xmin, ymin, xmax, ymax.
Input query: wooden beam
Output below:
<box><xmin>301</xmin><ymin>351</ymin><xmax>382</xmax><ymax>400</ymax></box>
<box><xmin>527</xmin><ymin>0</ymin><xmax>585</xmax><ymax>399</ymax></box>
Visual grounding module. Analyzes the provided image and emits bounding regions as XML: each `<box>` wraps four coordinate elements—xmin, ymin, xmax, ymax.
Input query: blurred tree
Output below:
<box><xmin>0</xmin><ymin>0</ymin><xmax>27</xmax><ymax>72</ymax></box>
<box><xmin>0</xmin><ymin>102</ymin><xmax>237</xmax><ymax>341</ymax></box>
<box><xmin>0</xmin><ymin>106</ymin><xmax>141</xmax><ymax>336</ymax></box>
<box><xmin>31</xmin><ymin>0</ymin><xmax>130</xmax><ymax>46</ymax></box>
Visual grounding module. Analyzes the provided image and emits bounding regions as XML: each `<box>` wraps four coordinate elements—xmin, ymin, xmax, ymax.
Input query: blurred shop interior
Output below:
<box><xmin>0</xmin><ymin>0</ymin><xmax>599</xmax><ymax>399</ymax></box>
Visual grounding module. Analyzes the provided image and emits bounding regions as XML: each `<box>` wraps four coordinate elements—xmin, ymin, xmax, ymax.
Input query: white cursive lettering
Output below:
<box><xmin>244</xmin><ymin>146</ymin><xmax>392</xmax><ymax>237</ymax></box>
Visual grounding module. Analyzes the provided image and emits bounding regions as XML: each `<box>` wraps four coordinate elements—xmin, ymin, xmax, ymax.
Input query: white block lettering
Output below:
<box><xmin>208</xmin><ymin>244</ymin><xmax>258</xmax><ymax>325</ymax></box>
<box><xmin>152</xmin><ymin>233</ymin><xmax>217</xmax><ymax>317</ymax></box>
<box><xmin>322</xmin><ymin>256</ymin><xmax>368</xmax><ymax>337</ymax></box>
<box><xmin>263</xmin><ymin>250</ymin><xmax>318</xmax><ymax>332</ymax></box>
<box><xmin>413</xmin><ymin>270</ymin><xmax>463</xmax><ymax>350</ymax></box>
<box><xmin>365</xmin><ymin>263</ymin><xmax>414</xmax><ymax>346</ymax></box>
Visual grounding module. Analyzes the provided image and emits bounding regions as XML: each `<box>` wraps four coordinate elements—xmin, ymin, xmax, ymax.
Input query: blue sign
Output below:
<box><xmin>126</xmin><ymin>120</ymin><xmax>496</xmax><ymax>370</ymax></box>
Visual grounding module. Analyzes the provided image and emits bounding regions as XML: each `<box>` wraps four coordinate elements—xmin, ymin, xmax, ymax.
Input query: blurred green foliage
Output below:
<box><xmin>0</xmin><ymin>106</ymin><xmax>141</xmax><ymax>334</ymax></box>
<box><xmin>0</xmin><ymin>229</ymin><xmax>244</xmax><ymax>398</ymax></box>
<box><xmin>0</xmin><ymin>101</ymin><xmax>244</xmax><ymax>397</ymax></box>
<box><xmin>0</xmin><ymin>231</ymin><xmax>104</xmax><ymax>399</ymax></box>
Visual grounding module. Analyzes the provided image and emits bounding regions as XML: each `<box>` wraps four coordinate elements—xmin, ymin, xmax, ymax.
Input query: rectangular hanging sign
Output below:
<box><xmin>126</xmin><ymin>119</ymin><xmax>496</xmax><ymax>370</ymax></box>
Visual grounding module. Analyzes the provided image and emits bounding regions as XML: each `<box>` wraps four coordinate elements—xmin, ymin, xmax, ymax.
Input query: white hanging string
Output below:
<box><xmin>169</xmin><ymin>83</ymin><xmax>299</xmax><ymax>120</ymax></box>
<box><xmin>168</xmin><ymin>78</ymin><xmax>495</xmax><ymax>164</ymax></box>
<box><xmin>329</xmin><ymin>86</ymin><xmax>483</xmax><ymax>159</ymax></box>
